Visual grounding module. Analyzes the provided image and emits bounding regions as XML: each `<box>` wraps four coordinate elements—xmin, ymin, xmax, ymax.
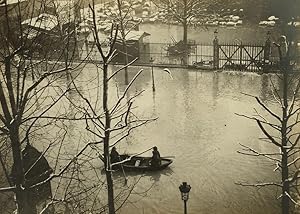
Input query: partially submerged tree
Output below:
<box><xmin>0</xmin><ymin>0</ymin><xmax>157</xmax><ymax>213</ymax></box>
<box><xmin>0</xmin><ymin>0</ymin><xmax>104</xmax><ymax>213</ymax></box>
<box><xmin>114</xmin><ymin>0</ymin><xmax>141</xmax><ymax>85</ymax></box>
<box><xmin>153</xmin><ymin>0</ymin><xmax>194</xmax><ymax>65</ymax></box>
<box><xmin>236</xmin><ymin>36</ymin><xmax>300</xmax><ymax>214</ymax></box>
<box><xmin>64</xmin><ymin>2</ymin><xmax>156</xmax><ymax>213</ymax></box>
<box><xmin>152</xmin><ymin>0</ymin><xmax>214</xmax><ymax>65</ymax></box>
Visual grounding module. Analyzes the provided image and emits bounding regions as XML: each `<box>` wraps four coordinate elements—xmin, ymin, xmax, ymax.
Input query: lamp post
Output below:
<box><xmin>150</xmin><ymin>57</ymin><xmax>155</xmax><ymax>92</ymax></box>
<box><xmin>213</xmin><ymin>29</ymin><xmax>219</xmax><ymax>69</ymax></box>
<box><xmin>214</xmin><ymin>29</ymin><xmax>218</xmax><ymax>40</ymax></box>
<box><xmin>179</xmin><ymin>182</ymin><xmax>191</xmax><ymax>214</ymax></box>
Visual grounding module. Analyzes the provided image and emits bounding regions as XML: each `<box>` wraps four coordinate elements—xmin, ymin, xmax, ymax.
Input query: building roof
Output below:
<box><xmin>123</xmin><ymin>31</ymin><xmax>150</xmax><ymax>41</ymax></box>
<box><xmin>22</xmin><ymin>13</ymin><xmax>58</xmax><ymax>31</ymax></box>
<box><xmin>0</xmin><ymin>0</ymin><xmax>27</xmax><ymax>6</ymax></box>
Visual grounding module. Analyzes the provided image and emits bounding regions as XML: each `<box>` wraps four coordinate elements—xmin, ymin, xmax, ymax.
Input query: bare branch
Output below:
<box><xmin>273</xmin><ymin>162</ymin><xmax>282</xmax><ymax>172</ymax></box>
<box><xmin>110</xmin><ymin>69</ymin><xmax>144</xmax><ymax>114</ymax></box>
<box><xmin>89</xmin><ymin>3</ymin><xmax>105</xmax><ymax>60</ymax></box>
<box><xmin>286</xmin><ymin>169</ymin><xmax>300</xmax><ymax>183</ymax></box>
<box><xmin>24</xmin><ymin>143</ymin><xmax>51</xmax><ymax>177</ymax></box>
<box><xmin>0</xmin><ymin>186</ymin><xmax>16</xmax><ymax>193</ymax></box>
<box><xmin>235</xmin><ymin>182</ymin><xmax>282</xmax><ymax>187</ymax></box>
<box><xmin>29</xmin><ymin>141</ymin><xmax>102</xmax><ymax>189</ymax></box>
<box><xmin>287</xmin><ymin>157</ymin><xmax>300</xmax><ymax>167</ymax></box>
<box><xmin>238</xmin><ymin>143</ymin><xmax>281</xmax><ymax>162</ymax></box>
<box><xmin>235</xmin><ymin>113</ymin><xmax>281</xmax><ymax>131</ymax></box>
<box><xmin>270</xmin><ymin>78</ymin><xmax>283</xmax><ymax>107</ymax></box>
<box><xmin>285</xmin><ymin>191</ymin><xmax>300</xmax><ymax>205</ymax></box>
<box><xmin>20</xmin><ymin>67</ymin><xmax>72</xmax><ymax>117</ymax></box>
<box><xmin>107</xmin><ymin>58</ymin><xmax>138</xmax><ymax>82</ymax></box>
<box><xmin>241</xmin><ymin>93</ymin><xmax>282</xmax><ymax>122</ymax></box>
<box><xmin>110</xmin><ymin>118</ymin><xmax>157</xmax><ymax>148</ymax></box>
<box><xmin>111</xmin><ymin>147</ymin><xmax>154</xmax><ymax>167</ymax></box>
<box><xmin>255</xmin><ymin>97</ymin><xmax>282</xmax><ymax>122</ymax></box>
<box><xmin>256</xmin><ymin>120</ymin><xmax>281</xmax><ymax>147</ymax></box>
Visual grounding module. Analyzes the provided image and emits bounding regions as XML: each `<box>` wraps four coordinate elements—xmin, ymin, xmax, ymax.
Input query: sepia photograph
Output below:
<box><xmin>0</xmin><ymin>0</ymin><xmax>300</xmax><ymax>213</ymax></box>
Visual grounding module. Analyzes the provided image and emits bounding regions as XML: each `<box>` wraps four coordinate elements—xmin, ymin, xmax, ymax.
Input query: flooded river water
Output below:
<box><xmin>61</xmin><ymin>64</ymin><xmax>282</xmax><ymax>214</ymax></box>
<box><xmin>139</xmin><ymin>23</ymin><xmax>280</xmax><ymax>44</ymax></box>
<box><xmin>0</xmin><ymin>23</ymin><xmax>287</xmax><ymax>214</ymax></box>
<box><xmin>113</xmin><ymin>67</ymin><xmax>281</xmax><ymax>214</ymax></box>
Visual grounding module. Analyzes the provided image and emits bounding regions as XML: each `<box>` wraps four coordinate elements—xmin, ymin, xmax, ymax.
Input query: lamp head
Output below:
<box><xmin>179</xmin><ymin>182</ymin><xmax>191</xmax><ymax>201</ymax></box>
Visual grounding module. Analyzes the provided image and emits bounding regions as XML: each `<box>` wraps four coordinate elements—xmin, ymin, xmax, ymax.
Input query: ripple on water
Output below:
<box><xmin>110</xmin><ymin>68</ymin><xmax>282</xmax><ymax>213</ymax></box>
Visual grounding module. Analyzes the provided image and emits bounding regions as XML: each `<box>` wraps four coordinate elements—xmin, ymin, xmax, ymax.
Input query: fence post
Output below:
<box><xmin>239</xmin><ymin>42</ymin><xmax>243</xmax><ymax>70</ymax></box>
<box><xmin>263</xmin><ymin>31</ymin><xmax>271</xmax><ymax>72</ymax></box>
<box><xmin>213</xmin><ymin>29</ymin><xmax>219</xmax><ymax>69</ymax></box>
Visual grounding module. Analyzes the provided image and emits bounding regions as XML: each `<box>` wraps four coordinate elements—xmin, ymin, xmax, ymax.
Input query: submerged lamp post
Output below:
<box><xmin>150</xmin><ymin>57</ymin><xmax>155</xmax><ymax>92</ymax></box>
<box><xmin>179</xmin><ymin>182</ymin><xmax>191</xmax><ymax>214</ymax></box>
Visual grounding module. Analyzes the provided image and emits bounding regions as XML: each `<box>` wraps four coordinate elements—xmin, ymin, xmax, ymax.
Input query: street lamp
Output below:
<box><xmin>214</xmin><ymin>29</ymin><xmax>218</xmax><ymax>40</ymax></box>
<box><xmin>179</xmin><ymin>182</ymin><xmax>191</xmax><ymax>214</ymax></box>
<box><xmin>149</xmin><ymin>57</ymin><xmax>155</xmax><ymax>92</ymax></box>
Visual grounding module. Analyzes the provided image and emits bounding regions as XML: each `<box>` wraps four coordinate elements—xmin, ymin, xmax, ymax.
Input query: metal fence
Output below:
<box><xmin>79</xmin><ymin>41</ymin><xmax>299</xmax><ymax>72</ymax></box>
<box><xmin>138</xmin><ymin>42</ymin><xmax>214</xmax><ymax>66</ymax></box>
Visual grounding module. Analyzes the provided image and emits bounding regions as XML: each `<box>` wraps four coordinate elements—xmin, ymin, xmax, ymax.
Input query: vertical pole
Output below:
<box><xmin>184</xmin><ymin>200</ymin><xmax>187</xmax><ymax>214</ymax></box>
<box><xmin>264</xmin><ymin>32</ymin><xmax>271</xmax><ymax>72</ymax></box>
<box><xmin>182</xmin><ymin>0</ymin><xmax>188</xmax><ymax>66</ymax></box>
<box><xmin>195</xmin><ymin>44</ymin><xmax>197</xmax><ymax>64</ymax></box>
<box><xmin>239</xmin><ymin>42</ymin><xmax>243</xmax><ymax>70</ymax></box>
<box><xmin>150</xmin><ymin>57</ymin><xmax>155</xmax><ymax>92</ymax></box>
<box><xmin>151</xmin><ymin>65</ymin><xmax>155</xmax><ymax>92</ymax></box>
<box><xmin>213</xmin><ymin>33</ymin><xmax>219</xmax><ymax>69</ymax></box>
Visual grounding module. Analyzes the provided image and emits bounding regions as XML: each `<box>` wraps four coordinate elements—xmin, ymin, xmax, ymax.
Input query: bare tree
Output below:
<box><xmin>114</xmin><ymin>0</ymin><xmax>141</xmax><ymax>85</ymax></box>
<box><xmin>0</xmin><ymin>0</ymin><xmax>106</xmax><ymax>213</ymax></box>
<box><xmin>152</xmin><ymin>0</ymin><xmax>214</xmax><ymax>64</ymax></box>
<box><xmin>236</xmin><ymin>36</ymin><xmax>300</xmax><ymax>214</ymax></box>
<box><xmin>65</xmin><ymin>2</ymin><xmax>156</xmax><ymax>213</ymax></box>
<box><xmin>0</xmin><ymin>0</ymin><xmax>158</xmax><ymax>213</ymax></box>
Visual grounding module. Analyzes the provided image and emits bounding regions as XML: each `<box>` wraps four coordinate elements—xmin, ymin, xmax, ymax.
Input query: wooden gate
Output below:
<box><xmin>218</xmin><ymin>43</ymin><xmax>266</xmax><ymax>71</ymax></box>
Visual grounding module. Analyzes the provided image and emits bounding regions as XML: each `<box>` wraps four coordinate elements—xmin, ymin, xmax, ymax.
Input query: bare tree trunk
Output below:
<box><xmin>102</xmin><ymin>63</ymin><xmax>115</xmax><ymax>214</ymax></box>
<box><xmin>0</xmin><ymin>56</ymin><xmax>36</xmax><ymax>214</ymax></box>
<box><xmin>11</xmin><ymin>125</ymin><xmax>35</xmax><ymax>214</ymax></box>
<box><xmin>182</xmin><ymin>0</ymin><xmax>188</xmax><ymax>65</ymax></box>
<box><xmin>237</xmin><ymin>36</ymin><xmax>298</xmax><ymax>214</ymax></box>
<box><xmin>281</xmin><ymin>59</ymin><xmax>289</xmax><ymax>214</ymax></box>
<box><xmin>183</xmin><ymin>22</ymin><xmax>188</xmax><ymax>48</ymax></box>
<box><xmin>122</xmin><ymin>40</ymin><xmax>129</xmax><ymax>85</ymax></box>
<box><xmin>116</xmin><ymin>0</ymin><xmax>129</xmax><ymax>85</ymax></box>
<box><xmin>182</xmin><ymin>21</ymin><xmax>188</xmax><ymax>65</ymax></box>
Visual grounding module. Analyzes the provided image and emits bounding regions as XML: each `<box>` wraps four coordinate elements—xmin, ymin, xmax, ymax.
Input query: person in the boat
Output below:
<box><xmin>110</xmin><ymin>146</ymin><xmax>120</xmax><ymax>164</ymax></box>
<box><xmin>151</xmin><ymin>146</ymin><xmax>161</xmax><ymax>167</ymax></box>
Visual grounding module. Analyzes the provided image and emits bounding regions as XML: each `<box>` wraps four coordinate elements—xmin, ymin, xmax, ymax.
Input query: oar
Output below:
<box><xmin>118</xmin><ymin>156</ymin><xmax>128</xmax><ymax>186</ymax></box>
<box><xmin>124</xmin><ymin>154</ymin><xmax>175</xmax><ymax>159</ymax></box>
<box><xmin>161</xmin><ymin>156</ymin><xmax>175</xmax><ymax>159</ymax></box>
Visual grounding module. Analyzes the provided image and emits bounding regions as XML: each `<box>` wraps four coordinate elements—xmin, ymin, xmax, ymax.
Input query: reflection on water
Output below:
<box><xmin>146</xmin><ymin>168</ymin><xmax>174</xmax><ymax>183</ymax></box>
<box><xmin>212</xmin><ymin>72</ymin><xmax>220</xmax><ymax>107</ymax></box>
<box><xmin>140</xmin><ymin>23</ymin><xmax>281</xmax><ymax>44</ymax></box>
<box><xmin>110</xmin><ymin>67</ymin><xmax>282</xmax><ymax>214</ymax></box>
<box><xmin>57</xmin><ymin>65</ymin><xmax>285</xmax><ymax>214</ymax></box>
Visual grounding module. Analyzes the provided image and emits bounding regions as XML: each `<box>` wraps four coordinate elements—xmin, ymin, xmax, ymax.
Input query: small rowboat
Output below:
<box><xmin>116</xmin><ymin>155</ymin><xmax>173</xmax><ymax>171</ymax></box>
